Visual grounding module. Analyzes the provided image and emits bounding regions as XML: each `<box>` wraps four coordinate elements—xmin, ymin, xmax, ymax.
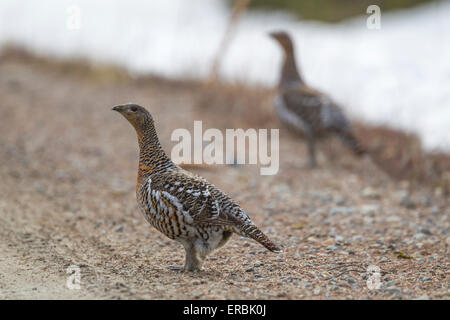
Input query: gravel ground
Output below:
<box><xmin>0</xmin><ymin>55</ymin><xmax>448</xmax><ymax>299</ymax></box>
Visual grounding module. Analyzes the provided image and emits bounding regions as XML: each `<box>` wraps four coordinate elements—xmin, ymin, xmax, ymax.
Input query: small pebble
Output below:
<box><xmin>417</xmin><ymin>227</ymin><xmax>432</xmax><ymax>235</ymax></box>
<box><xmin>360</xmin><ymin>204</ymin><xmax>379</xmax><ymax>215</ymax></box>
<box><xmin>431</xmin><ymin>206</ymin><xmax>440</xmax><ymax>215</ymax></box>
<box><xmin>330</xmin><ymin>207</ymin><xmax>355</xmax><ymax>215</ymax></box>
<box><xmin>361</xmin><ymin>187</ymin><xmax>380</xmax><ymax>199</ymax></box>
<box><xmin>399</xmin><ymin>196</ymin><xmax>416</xmax><ymax>209</ymax></box>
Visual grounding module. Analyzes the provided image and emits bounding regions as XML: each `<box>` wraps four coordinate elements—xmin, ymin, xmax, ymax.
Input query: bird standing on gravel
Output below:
<box><xmin>112</xmin><ymin>104</ymin><xmax>280</xmax><ymax>271</ymax></box>
<box><xmin>269</xmin><ymin>31</ymin><xmax>365</xmax><ymax>168</ymax></box>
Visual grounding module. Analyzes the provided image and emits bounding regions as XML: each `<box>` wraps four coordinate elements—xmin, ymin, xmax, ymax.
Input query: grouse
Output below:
<box><xmin>112</xmin><ymin>104</ymin><xmax>280</xmax><ymax>271</ymax></box>
<box><xmin>269</xmin><ymin>31</ymin><xmax>365</xmax><ymax>167</ymax></box>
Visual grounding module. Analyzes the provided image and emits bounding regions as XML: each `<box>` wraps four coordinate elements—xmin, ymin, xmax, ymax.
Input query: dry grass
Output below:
<box><xmin>355</xmin><ymin>124</ymin><xmax>450</xmax><ymax>193</ymax></box>
<box><xmin>0</xmin><ymin>45</ymin><xmax>132</xmax><ymax>85</ymax></box>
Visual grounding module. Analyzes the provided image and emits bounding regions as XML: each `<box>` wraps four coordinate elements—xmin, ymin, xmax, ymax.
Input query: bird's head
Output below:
<box><xmin>269</xmin><ymin>31</ymin><xmax>295</xmax><ymax>53</ymax></box>
<box><xmin>112</xmin><ymin>103</ymin><xmax>154</xmax><ymax>132</ymax></box>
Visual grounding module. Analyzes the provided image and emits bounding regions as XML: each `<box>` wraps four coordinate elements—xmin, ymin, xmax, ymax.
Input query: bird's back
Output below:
<box><xmin>276</xmin><ymin>84</ymin><xmax>340</xmax><ymax>134</ymax></box>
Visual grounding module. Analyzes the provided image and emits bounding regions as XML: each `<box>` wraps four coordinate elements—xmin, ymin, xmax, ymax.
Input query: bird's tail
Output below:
<box><xmin>239</xmin><ymin>224</ymin><xmax>281</xmax><ymax>252</ymax></box>
<box><xmin>337</xmin><ymin>129</ymin><xmax>365</xmax><ymax>156</ymax></box>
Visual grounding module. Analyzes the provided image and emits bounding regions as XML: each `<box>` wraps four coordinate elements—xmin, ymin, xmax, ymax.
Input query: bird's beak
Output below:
<box><xmin>112</xmin><ymin>105</ymin><xmax>124</xmax><ymax>112</ymax></box>
<box><xmin>268</xmin><ymin>32</ymin><xmax>277</xmax><ymax>39</ymax></box>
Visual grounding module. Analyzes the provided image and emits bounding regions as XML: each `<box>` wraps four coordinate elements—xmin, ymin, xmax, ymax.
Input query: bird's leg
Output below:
<box><xmin>183</xmin><ymin>243</ymin><xmax>204</xmax><ymax>272</ymax></box>
<box><xmin>306</xmin><ymin>135</ymin><xmax>318</xmax><ymax>168</ymax></box>
<box><xmin>167</xmin><ymin>242</ymin><xmax>203</xmax><ymax>272</ymax></box>
<box><xmin>321</xmin><ymin>136</ymin><xmax>340</xmax><ymax>164</ymax></box>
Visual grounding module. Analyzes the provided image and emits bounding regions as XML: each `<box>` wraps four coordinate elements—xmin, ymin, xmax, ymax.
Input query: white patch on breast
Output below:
<box><xmin>152</xmin><ymin>189</ymin><xmax>160</xmax><ymax>202</ymax></box>
<box><xmin>142</xmin><ymin>178</ymin><xmax>158</xmax><ymax>220</ymax></box>
<box><xmin>319</xmin><ymin>97</ymin><xmax>333</xmax><ymax>126</ymax></box>
<box><xmin>213</xmin><ymin>200</ymin><xmax>220</xmax><ymax>217</ymax></box>
<box><xmin>161</xmin><ymin>191</ymin><xmax>194</xmax><ymax>224</ymax></box>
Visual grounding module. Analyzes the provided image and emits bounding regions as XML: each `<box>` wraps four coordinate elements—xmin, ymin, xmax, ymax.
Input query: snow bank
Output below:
<box><xmin>0</xmin><ymin>0</ymin><xmax>448</xmax><ymax>151</ymax></box>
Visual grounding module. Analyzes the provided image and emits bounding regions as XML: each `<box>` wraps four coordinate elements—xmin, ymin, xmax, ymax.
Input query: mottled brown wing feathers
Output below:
<box><xmin>281</xmin><ymin>84</ymin><xmax>364</xmax><ymax>155</ymax></box>
<box><xmin>148</xmin><ymin>170</ymin><xmax>280</xmax><ymax>252</ymax></box>
<box><xmin>149</xmin><ymin>170</ymin><xmax>245</xmax><ymax>228</ymax></box>
<box><xmin>282</xmin><ymin>84</ymin><xmax>353</xmax><ymax>131</ymax></box>
<box><xmin>282</xmin><ymin>85</ymin><xmax>323</xmax><ymax>128</ymax></box>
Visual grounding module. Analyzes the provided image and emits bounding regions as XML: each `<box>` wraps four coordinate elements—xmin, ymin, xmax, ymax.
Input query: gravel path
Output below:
<box><xmin>0</xmin><ymin>55</ymin><xmax>448</xmax><ymax>299</ymax></box>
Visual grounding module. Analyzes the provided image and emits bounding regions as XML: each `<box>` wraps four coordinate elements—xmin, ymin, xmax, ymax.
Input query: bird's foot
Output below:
<box><xmin>182</xmin><ymin>265</ymin><xmax>202</xmax><ymax>273</ymax></box>
<box><xmin>168</xmin><ymin>265</ymin><xmax>202</xmax><ymax>273</ymax></box>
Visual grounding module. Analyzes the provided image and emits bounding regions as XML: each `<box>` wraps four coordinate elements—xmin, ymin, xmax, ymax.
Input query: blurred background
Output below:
<box><xmin>0</xmin><ymin>0</ymin><xmax>448</xmax><ymax>151</ymax></box>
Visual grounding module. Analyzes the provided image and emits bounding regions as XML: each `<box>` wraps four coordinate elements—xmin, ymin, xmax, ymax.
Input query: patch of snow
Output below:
<box><xmin>0</xmin><ymin>0</ymin><xmax>448</xmax><ymax>151</ymax></box>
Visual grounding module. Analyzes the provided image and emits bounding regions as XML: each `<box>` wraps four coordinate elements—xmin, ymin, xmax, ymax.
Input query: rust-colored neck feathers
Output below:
<box><xmin>133</xmin><ymin>117</ymin><xmax>175</xmax><ymax>178</ymax></box>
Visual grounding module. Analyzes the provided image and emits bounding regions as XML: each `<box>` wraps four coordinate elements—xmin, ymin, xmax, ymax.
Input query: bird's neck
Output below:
<box><xmin>280</xmin><ymin>50</ymin><xmax>303</xmax><ymax>87</ymax></box>
<box><xmin>136</xmin><ymin>123</ymin><xmax>175</xmax><ymax>175</ymax></box>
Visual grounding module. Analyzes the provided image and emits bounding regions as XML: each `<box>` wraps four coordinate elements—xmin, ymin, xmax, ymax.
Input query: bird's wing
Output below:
<box><xmin>148</xmin><ymin>170</ymin><xmax>251</xmax><ymax>229</ymax></box>
<box><xmin>147</xmin><ymin>171</ymin><xmax>280</xmax><ymax>252</ymax></box>
<box><xmin>321</xmin><ymin>100</ymin><xmax>351</xmax><ymax>130</ymax></box>
<box><xmin>282</xmin><ymin>85</ymin><xmax>351</xmax><ymax>130</ymax></box>
<box><xmin>281</xmin><ymin>85</ymin><xmax>323</xmax><ymax>127</ymax></box>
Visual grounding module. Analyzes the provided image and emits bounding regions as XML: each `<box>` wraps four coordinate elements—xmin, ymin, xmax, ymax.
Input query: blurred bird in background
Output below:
<box><xmin>269</xmin><ymin>31</ymin><xmax>365</xmax><ymax>168</ymax></box>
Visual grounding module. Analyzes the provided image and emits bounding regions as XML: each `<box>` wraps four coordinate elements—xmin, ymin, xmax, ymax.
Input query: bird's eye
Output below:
<box><xmin>130</xmin><ymin>106</ymin><xmax>138</xmax><ymax>112</ymax></box>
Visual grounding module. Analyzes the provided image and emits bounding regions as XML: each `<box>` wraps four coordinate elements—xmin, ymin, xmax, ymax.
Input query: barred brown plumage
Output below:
<box><xmin>112</xmin><ymin>104</ymin><xmax>280</xmax><ymax>271</ymax></box>
<box><xmin>269</xmin><ymin>31</ymin><xmax>365</xmax><ymax>167</ymax></box>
